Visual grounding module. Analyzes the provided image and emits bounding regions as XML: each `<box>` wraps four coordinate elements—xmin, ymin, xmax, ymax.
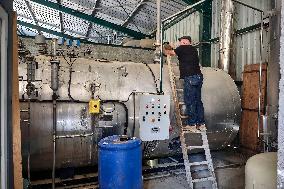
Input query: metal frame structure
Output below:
<box><xmin>14</xmin><ymin>0</ymin><xmax>191</xmax><ymax>42</ymax></box>
<box><xmin>231</xmin><ymin>0</ymin><xmax>264</xmax><ymax>142</ymax></box>
<box><xmin>121</xmin><ymin>0</ymin><xmax>146</xmax><ymax>27</ymax></box>
<box><xmin>28</xmin><ymin>0</ymin><xmax>148</xmax><ymax>39</ymax></box>
<box><xmin>85</xmin><ymin>0</ymin><xmax>100</xmax><ymax>38</ymax></box>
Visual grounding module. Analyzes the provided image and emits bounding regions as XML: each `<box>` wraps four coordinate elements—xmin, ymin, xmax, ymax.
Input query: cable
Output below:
<box><xmin>63</xmin><ymin>56</ymin><xmax>79</xmax><ymax>102</ymax></box>
<box><xmin>142</xmin><ymin>63</ymin><xmax>159</xmax><ymax>93</ymax></box>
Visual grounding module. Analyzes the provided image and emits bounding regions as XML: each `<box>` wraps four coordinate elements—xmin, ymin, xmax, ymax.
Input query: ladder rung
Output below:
<box><xmin>182</xmin><ymin>127</ymin><xmax>202</xmax><ymax>133</ymax></box>
<box><xmin>180</xmin><ymin>115</ymin><xmax>188</xmax><ymax>119</ymax></box>
<box><xmin>178</xmin><ymin>102</ymin><xmax>185</xmax><ymax>106</ymax></box>
<box><xmin>186</xmin><ymin>145</ymin><xmax>206</xmax><ymax>150</ymax></box>
<box><xmin>189</xmin><ymin>161</ymin><xmax>209</xmax><ymax>166</ymax></box>
<box><xmin>192</xmin><ymin>177</ymin><xmax>215</xmax><ymax>183</ymax></box>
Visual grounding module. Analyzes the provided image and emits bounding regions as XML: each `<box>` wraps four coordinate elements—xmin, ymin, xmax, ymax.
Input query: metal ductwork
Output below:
<box><xmin>219</xmin><ymin>0</ymin><xmax>234</xmax><ymax>73</ymax></box>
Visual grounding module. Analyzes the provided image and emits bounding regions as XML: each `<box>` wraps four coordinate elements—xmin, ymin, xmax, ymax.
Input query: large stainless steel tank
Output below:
<box><xmin>19</xmin><ymin>55</ymin><xmax>240</xmax><ymax>171</ymax></box>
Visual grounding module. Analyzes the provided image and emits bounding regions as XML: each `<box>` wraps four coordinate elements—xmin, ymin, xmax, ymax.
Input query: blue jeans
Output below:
<box><xmin>183</xmin><ymin>74</ymin><xmax>205</xmax><ymax>125</ymax></box>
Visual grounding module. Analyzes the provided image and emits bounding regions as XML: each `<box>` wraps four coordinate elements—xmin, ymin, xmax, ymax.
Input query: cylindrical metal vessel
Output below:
<box><xmin>98</xmin><ymin>135</ymin><xmax>142</xmax><ymax>189</ymax></box>
<box><xmin>19</xmin><ymin>55</ymin><xmax>241</xmax><ymax>172</ymax></box>
<box><xmin>245</xmin><ymin>152</ymin><xmax>277</xmax><ymax>189</ymax></box>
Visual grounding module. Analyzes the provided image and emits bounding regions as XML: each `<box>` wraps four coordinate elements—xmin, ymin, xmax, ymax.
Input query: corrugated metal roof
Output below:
<box><xmin>14</xmin><ymin>0</ymin><xmax>189</xmax><ymax>43</ymax></box>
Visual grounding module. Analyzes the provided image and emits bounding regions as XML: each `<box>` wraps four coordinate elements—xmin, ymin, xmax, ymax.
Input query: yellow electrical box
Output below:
<box><xmin>89</xmin><ymin>99</ymin><xmax>100</xmax><ymax>114</ymax></box>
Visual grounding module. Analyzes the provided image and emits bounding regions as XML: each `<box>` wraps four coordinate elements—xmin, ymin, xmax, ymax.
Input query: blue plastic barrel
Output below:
<box><xmin>98</xmin><ymin>135</ymin><xmax>142</xmax><ymax>189</ymax></box>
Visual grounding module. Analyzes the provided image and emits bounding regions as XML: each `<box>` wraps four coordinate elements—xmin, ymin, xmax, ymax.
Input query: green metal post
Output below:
<box><xmin>199</xmin><ymin>0</ymin><xmax>212</xmax><ymax>67</ymax></box>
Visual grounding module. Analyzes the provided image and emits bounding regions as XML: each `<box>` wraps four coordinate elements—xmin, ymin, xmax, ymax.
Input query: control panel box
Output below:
<box><xmin>139</xmin><ymin>95</ymin><xmax>170</xmax><ymax>141</ymax></box>
<box><xmin>89</xmin><ymin>99</ymin><xmax>100</xmax><ymax>114</ymax></box>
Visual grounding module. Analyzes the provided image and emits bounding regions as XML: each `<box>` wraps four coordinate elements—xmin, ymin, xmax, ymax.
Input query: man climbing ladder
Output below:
<box><xmin>164</xmin><ymin>36</ymin><xmax>218</xmax><ymax>189</ymax></box>
<box><xmin>164</xmin><ymin>36</ymin><xmax>205</xmax><ymax>131</ymax></box>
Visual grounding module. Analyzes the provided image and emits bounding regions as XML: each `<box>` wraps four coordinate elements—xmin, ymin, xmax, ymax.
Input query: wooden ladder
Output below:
<box><xmin>166</xmin><ymin>56</ymin><xmax>218</xmax><ymax>189</ymax></box>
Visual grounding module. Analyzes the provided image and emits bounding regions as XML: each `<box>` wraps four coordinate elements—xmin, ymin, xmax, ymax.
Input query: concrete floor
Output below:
<box><xmin>144</xmin><ymin>148</ymin><xmax>250</xmax><ymax>189</ymax></box>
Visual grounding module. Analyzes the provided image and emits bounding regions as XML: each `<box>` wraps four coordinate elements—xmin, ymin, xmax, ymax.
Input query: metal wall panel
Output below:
<box><xmin>211</xmin><ymin>0</ymin><xmax>271</xmax><ymax>81</ymax></box>
<box><xmin>164</xmin><ymin>11</ymin><xmax>200</xmax><ymax>45</ymax></box>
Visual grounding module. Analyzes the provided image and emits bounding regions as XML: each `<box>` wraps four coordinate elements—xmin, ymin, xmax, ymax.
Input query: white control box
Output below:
<box><xmin>139</xmin><ymin>95</ymin><xmax>170</xmax><ymax>141</ymax></box>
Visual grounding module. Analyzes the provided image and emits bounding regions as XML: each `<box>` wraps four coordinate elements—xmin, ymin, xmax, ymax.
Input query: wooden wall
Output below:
<box><xmin>240</xmin><ymin>63</ymin><xmax>267</xmax><ymax>151</ymax></box>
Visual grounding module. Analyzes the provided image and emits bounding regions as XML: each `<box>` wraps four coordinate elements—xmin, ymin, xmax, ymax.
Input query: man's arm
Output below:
<box><xmin>164</xmin><ymin>49</ymin><xmax>176</xmax><ymax>56</ymax></box>
<box><xmin>163</xmin><ymin>43</ymin><xmax>176</xmax><ymax>56</ymax></box>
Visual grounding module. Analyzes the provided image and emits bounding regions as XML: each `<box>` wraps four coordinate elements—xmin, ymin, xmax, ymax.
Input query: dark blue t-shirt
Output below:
<box><xmin>174</xmin><ymin>45</ymin><xmax>201</xmax><ymax>78</ymax></box>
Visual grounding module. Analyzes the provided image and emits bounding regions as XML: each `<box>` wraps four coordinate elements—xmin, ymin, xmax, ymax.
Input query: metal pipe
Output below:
<box><xmin>159</xmin><ymin>27</ymin><xmax>164</xmax><ymax>93</ymax></box>
<box><xmin>162</xmin><ymin>0</ymin><xmax>206</xmax><ymax>23</ymax></box>
<box><xmin>50</xmin><ymin>58</ymin><xmax>59</xmax><ymax>189</ymax></box>
<box><xmin>155</xmin><ymin>0</ymin><xmax>164</xmax><ymax>93</ymax></box>
<box><xmin>258</xmin><ymin>12</ymin><xmax>264</xmax><ymax>139</ymax></box>
<box><xmin>262</xmin><ymin>115</ymin><xmax>268</xmax><ymax>152</ymax></box>
<box><xmin>27</xmin><ymin>98</ymin><xmax>31</xmax><ymax>183</ymax></box>
<box><xmin>156</xmin><ymin>0</ymin><xmax>161</xmax><ymax>47</ymax></box>
<box><xmin>52</xmin><ymin>96</ymin><xmax>56</xmax><ymax>189</ymax></box>
<box><xmin>219</xmin><ymin>0</ymin><xmax>234</xmax><ymax>73</ymax></box>
<box><xmin>154</xmin><ymin>0</ymin><xmax>161</xmax><ymax>63</ymax></box>
<box><xmin>55</xmin><ymin>133</ymin><xmax>94</xmax><ymax>139</ymax></box>
<box><xmin>53</xmin><ymin>39</ymin><xmax>57</xmax><ymax>57</ymax></box>
<box><xmin>50</xmin><ymin>60</ymin><xmax>60</xmax><ymax>91</ymax></box>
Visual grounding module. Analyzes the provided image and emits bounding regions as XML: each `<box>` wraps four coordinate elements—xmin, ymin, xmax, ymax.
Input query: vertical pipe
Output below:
<box><xmin>159</xmin><ymin>25</ymin><xmax>164</xmax><ymax>94</ymax></box>
<box><xmin>27</xmin><ymin>97</ymin><xmax>31</xmax><ymax>183</ymax></box>
<box><xmin>262</xmin><ymin>115</ymin><xmax>268</xmax><ymax>152</ymax></box>
<box><xmin>50</xmin><ymin>58</ymin><xmax>59</xmax><ymax>189</ymax></box>
<box><xmin>52</xmin><ymin>95</ymin><xmax>57</xmax><ymax>189</ymax></box>
<box><xmin>155</xmin><ymin>0</ymin><xmax>163</xmax><ymax>93</ymax></box>
<box><xmin>219</xmin><ymin>0</ymin><xmax>234</xmax><ymax>72</ymax></box>
<box><xmin>156</xmin><ymin>0</ymin><xmax>161</xmax><ymax>48</ymax></box>
<box><xmin>53</xmin><ymin>39</ymin><xmax>56</xmax><ymax>57</ymax></box>
<box><xmin>132</xmin><ymin>92</ymin><xmax>136</xmax><ymax>137</ymax></box>
<box><xmin>258</xmin><ymin>12</ymin><xmax>264</xmax><ymax>138</ymax></box>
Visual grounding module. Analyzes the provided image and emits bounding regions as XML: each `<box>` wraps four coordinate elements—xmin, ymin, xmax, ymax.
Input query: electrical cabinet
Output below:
<box><xmin>139</xmin><ymin>95</ymin><xmax>170</xmax><ymax>141</ymax></box>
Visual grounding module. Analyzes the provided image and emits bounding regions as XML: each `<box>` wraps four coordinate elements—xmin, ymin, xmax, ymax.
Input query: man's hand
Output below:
<box><xmin>164</xmin><ymin>43</ymin><xmax>173</xmax><ymax>50</ymax></box>
<box><xmin>164</xmin><ymin>49</ymin><xmax>176</xmax><ymax>56</ymax></box>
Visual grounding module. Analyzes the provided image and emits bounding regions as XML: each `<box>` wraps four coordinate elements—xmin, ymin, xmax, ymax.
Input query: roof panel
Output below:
<box><xmin>62</xmin><ymin>13</ymin><xmax>89</xmax><ymax>36</ymax></box>
<box><xmin>14</xmin><ymin>0</ymin><xmax>35</xmax><ymax>24</ymax></box>
<box><xmin>29</xmin><ymin>0</ymin><xmax>61</xmax><ymax>28</ymax></box>
<box><xmin>14</xmin><ymin>0</ymin><xmax>192</xmax><ymax>43</ymax></box>
<box><xmin>62</xmin><ymin>0</ymin><xmax>93</xmax><ymax>15</ymax></box>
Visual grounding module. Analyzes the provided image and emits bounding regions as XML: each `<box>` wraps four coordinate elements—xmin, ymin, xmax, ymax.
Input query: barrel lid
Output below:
<box><xmin>98</xmin><ymin>135</ymin><xmax>141</xmax><ymax>150</ymax></box>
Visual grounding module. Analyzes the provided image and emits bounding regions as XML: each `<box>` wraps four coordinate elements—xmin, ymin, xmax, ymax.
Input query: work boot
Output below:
<box><xmin>197</xmin><ymin>124</ymin><xmax>207</xmax><ymax>132</ymax></box>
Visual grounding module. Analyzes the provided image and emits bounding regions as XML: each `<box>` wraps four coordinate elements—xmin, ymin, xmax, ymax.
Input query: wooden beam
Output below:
<box><xmin>12</xmin><ymin>12</ymin><xmax>23</xmax><ymax>189</ymax></box>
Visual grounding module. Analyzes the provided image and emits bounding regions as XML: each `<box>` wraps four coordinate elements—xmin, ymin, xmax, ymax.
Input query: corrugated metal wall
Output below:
<box><xmin>163</xmin><ymin>0</ymin><xmax>271</xmax><ymax>81</ymax></box>
<box><xmin>164</xmin><ymin>11</ymin><xmax>200</xmax><ymax>45</ymax></box>
<box><xmin>211</xmin><ymin>0</ymin><xmax>271</xmax><ymax>81</ymax></box>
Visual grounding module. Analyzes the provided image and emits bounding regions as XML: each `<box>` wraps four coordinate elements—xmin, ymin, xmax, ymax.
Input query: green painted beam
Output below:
<box><xmin>209</xmin><ymin>22</ymin><xmax>270</xmax><ymax>43</ymax></box>
<box><xmin>199</xmin><ymin>0</ymin><xmax>212</xmax><ymax>67</ymax></box>
<box><xmin>29</xmin><ymin>0</ymin><xmax>148</xmax><ymax>39</ymax></box>
<box><xmin>163</xmin><ymin>3</ymin><xmax>204</xmax><ymax>31</ymax></box>
<box><xmin>181</xmin><ymin>0</ymin><xmax>200</xmax><ymax>5</ymax></box>
<box><xmin>18</xmin><ymin>20</ymin><xmax>88</xmax><ymax>41</ymax></box>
